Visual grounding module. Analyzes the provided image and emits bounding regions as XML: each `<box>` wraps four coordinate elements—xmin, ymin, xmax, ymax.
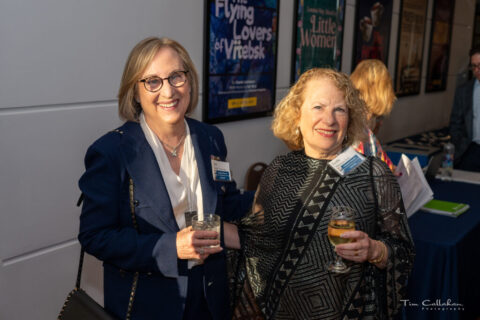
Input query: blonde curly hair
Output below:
<box><xmin>272</xmin><ymin>68</ymin><xmax>367</xmax><ymax>150</ymax></box>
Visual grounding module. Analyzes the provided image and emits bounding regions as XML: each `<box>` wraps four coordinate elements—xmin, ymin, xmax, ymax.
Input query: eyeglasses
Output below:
<box><xmin>470</xmin><ymin>64</ymin><xmax>480</xmax><ymax>70</ymax></box>
<box><xmin>139</xmin><ymin>70</ymin><xmax>188</xmax><ymax>92</ymax></box>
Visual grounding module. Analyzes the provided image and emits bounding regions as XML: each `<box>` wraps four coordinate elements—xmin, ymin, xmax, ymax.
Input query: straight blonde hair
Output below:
<box><xmin>350</xmin><ymin>59</ymin><xmax>396</xmax><ymax>118</ymax></box>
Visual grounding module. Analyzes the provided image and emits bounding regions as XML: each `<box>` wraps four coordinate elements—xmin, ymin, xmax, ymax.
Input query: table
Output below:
<box><xmin>405</xmin><ymin>179</ymin><xmax>480</xmax><ymax>319</ymax></box>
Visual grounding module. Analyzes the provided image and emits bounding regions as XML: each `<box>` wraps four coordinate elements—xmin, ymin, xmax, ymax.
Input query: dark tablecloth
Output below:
<box><xmin>405</xmin><ymin>180</ymin><xmax>480</xmax><ymax>319</ymax></box>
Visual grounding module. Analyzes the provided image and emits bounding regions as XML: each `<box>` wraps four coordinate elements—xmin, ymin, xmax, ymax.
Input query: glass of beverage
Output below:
<box><xmin>191</xmin><ymin>213</ymin><xmax>221</xmax><ymax>248</ymax></box>
<box><xmin>326</xmin><ymin>206</ymin><xmax>356</xmax><ymax>273</ymax></box>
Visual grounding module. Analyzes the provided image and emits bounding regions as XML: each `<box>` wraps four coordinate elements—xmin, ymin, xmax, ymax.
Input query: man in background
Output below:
<box><xmin>449</xmin><ymin>47</ymin><xmax>480</xmax><ymax>172</ymax></box>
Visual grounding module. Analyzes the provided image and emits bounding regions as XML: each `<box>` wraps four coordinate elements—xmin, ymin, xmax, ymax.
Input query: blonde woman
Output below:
<box><xmin>226</xmin><ymin>68</ymin><xmax>414</xmax><ymax>319</ymax></box>
<box><xmin>351</xmin><ymin>59</ymin><xmax>396</xmax><ymax>171</ymax></box>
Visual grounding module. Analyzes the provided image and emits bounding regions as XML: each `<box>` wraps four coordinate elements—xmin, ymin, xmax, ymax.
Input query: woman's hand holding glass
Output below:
<box><xmin>335</xmin><ymin>231</ymin><xmax>386</xmax><ymax>267</ymax></box>
<box><xmin>176</xmin><ymin>227</ymin><xmax>222</xmax><ymax>261</ymax></box>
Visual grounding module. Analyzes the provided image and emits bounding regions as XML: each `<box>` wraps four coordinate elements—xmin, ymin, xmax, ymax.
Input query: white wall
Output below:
<box><xmin>0</xmin><ymin>0</ymin><xmax>475</xmax><ymax>319</ymax></box>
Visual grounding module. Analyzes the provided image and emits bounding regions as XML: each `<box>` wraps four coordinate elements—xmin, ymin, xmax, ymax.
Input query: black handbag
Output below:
<box><xmin>59</xmin><ymin>178</ymin><xmax>139</xmax><ymax>320</ymax></box>
<box><xmin>57</xmin><ymin>250</ymin><xmax>118</xmax><ymax>320</ymax></box>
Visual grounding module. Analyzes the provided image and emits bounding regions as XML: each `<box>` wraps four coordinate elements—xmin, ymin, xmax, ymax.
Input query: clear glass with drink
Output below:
<box><xmin>191</xmin><ymin>213</ymin><xmax>221</xmax><ymax>248</ymax></box>
<box><xmin>326</xmin><ymin>206</ymin><xmax>356</xmax><ymax>273</ymax></box>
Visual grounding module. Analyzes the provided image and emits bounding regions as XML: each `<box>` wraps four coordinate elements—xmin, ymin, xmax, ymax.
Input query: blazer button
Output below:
<box><xmin>221</xmin><ymin>186</ymin><xmax>226</xmax><ymax>192</ymax></box>
<box><xmin>207</xmin><ymin>281</ymin><xmax>213</xmax><ymax>287</ymax></box>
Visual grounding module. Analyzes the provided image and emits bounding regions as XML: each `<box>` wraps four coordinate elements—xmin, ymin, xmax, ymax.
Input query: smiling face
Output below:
<box><xmin>298</xmin><ymin>77</ymin><xmax>349</xmax><ymax>159</ymax></box>
<box><xmin>137</xmin><ymin>46</ymin><xmax>190</xmax><ymax>130</ymax></box>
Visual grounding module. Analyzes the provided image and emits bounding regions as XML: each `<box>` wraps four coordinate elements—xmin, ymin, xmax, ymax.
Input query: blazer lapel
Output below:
<box><xmin>119</xmin><ymin>122</ymin><xmax>179</xmax><ymax>232</ymax></box>
<box><xmin>187</xmin><ymin>118</ymin><xmax>217</xmax><ymax>215</ymax></box>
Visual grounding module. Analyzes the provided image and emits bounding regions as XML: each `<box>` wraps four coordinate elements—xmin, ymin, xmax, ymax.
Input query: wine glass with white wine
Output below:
<box><xmin>326</xmin><ymin>206</ymin><xmax>356</xmax><ymax>273</ymax></box>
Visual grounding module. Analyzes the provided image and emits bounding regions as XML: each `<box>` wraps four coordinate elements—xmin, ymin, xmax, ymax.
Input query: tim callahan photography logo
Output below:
<box><xmin>401</xmin><ymin>299</ymin><xmax>464</xmax><ymax>311</ymax></box>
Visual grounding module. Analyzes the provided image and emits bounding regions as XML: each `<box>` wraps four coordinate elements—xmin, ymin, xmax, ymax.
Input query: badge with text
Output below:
<box><xmin>211</xmin><ymin>157</ymin><xmax>232</xmax><ymax>182</ymax></box>
<box><xmin>328</xmin><ymin>147</ymin><xmax>366</xmax><ymax>176</ymax></box>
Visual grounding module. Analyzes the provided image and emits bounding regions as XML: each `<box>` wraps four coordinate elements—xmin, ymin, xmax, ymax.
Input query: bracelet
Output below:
<box><xmin>368</xmin><ymin>241</ymin><xmax>386</xmax><ymax>264</ymax></box>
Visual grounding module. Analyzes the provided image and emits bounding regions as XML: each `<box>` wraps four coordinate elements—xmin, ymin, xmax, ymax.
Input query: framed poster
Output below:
<box><xmin>425</xmin><ymin>0</ymin><xmax>455</xmax><ymax>92</ymax></box>
<box><xmin>203</xmin><ymin>0</ymin><xmax>279</xmax><ymax>124</ymax></box>
<box><xmin>473</xmin><ymin>2</ymin><xmax>480</xmax><ymax>49</ymax></box>
<box><xmin>394</xmin><ymin>0</ymin><xmax>428</xmax><ymax>96</ymax></box>
<box><xmin>292</xmin><ymin>0</ymin><xmax>345</xmax><ymax>83</ymax></box>
<box><xmin>352</xmin><ymin>0</ymin><xmax>393</xmax><ymax>71</ymax></box>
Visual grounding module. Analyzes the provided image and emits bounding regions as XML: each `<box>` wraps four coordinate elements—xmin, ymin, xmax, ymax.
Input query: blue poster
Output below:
<box><xmin>204</xmin><ymin>0</ymin><xmax>279</xmax><ymax>123</ymax></box>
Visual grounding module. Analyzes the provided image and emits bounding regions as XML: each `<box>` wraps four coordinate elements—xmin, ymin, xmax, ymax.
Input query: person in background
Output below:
<box><xmin>350</xmin><ymin>59</ymin><xmax>396</xmax><ymax>171</ymax></box>
<box><xmin>225</xmin><ymin>68</ymin><xmax>414</xmax><ymax>319</ymax></box>
<box><xmin>449</xmin><ymin>47</ymin><xmax>480</xmax><ymax>172</ymax></box>
<box><xmin>78</xmin><ymin>37</ymin><xmax>252</xmax><ymax>319</ymax></box>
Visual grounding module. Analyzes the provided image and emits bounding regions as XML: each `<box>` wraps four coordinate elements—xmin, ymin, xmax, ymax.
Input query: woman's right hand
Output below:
<box><xmin>176</xmin><ymin>226</ymin><xmax>222</xmax><ymax>260</ymax></box>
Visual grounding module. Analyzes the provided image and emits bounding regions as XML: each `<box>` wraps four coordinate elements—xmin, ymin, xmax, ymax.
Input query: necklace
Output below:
<box><xmin>160</xmin><ymin>132</ymin><xmax>186</xmax><ymax>157</ymax></box>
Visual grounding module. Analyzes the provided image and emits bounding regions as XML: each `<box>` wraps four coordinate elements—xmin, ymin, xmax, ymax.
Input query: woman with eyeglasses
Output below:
<box><xmin>350</xmin><ymin>59</ymin><xmax>396</xmax><ymax>171</ymax></box>
<box><xmin>78</xmin><ymin>37</ymin><xmax>253</xmax><ymax>320</ymax></box>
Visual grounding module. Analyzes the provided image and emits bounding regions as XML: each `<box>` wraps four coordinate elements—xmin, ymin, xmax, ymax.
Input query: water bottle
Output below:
<box><xmin>441</xmin><ymin>142</ymin><xmax>454</xmax><ymax>179</ymax></box>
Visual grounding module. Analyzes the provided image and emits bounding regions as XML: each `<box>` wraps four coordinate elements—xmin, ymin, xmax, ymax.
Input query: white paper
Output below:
<box><xmin>436</xmin><ymin>169</ymin><xmax>480</xmax><ymax>185</ymax></box>
<box><xmin>395</xmin><ymin>154</ymin><xmax>434</xmax><ymax>217</ymax></box>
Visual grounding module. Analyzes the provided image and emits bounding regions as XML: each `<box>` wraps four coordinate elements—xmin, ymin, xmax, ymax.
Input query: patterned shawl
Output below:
<box><xmin>228</xmin><ymin>151</ymin><xmax>414</xmax><ymax>320</ymax></box>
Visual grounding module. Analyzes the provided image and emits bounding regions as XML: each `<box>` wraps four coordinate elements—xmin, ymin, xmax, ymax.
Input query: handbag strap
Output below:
<box><xmin>126</xmin><ymin>177</ymin><xmax>139</xmax><ymax>320</ymax></box>
<box><xmin>75</xmin><ymin>176</ymin><xmax>140</xmax><ymax>319</ymax></box>
<box><xmin>75</xmin><ymin>194</ymin><xmax>85</xmax><ymax>289</ymax></box>
<box><xmin>75</xmin><ymin>250</ymin><xmax>86</xmax><ymax>289</ymax></box>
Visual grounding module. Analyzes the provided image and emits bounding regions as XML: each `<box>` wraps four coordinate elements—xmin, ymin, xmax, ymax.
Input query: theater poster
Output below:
<box><xmin>394</xmin><ymin>0</ymin><xmax>428</xmax><ymax>96</ymax></box>
<box><xmin>352</xmin><ymin>0</ymin><xmax>393</xmax><ymax>70</ymax></box>
<box><xmin>425</xmin><ymin>0</ymin><xmax>454</xmax><ymax>92</ymax></box>
<box><xmin>203</xmin><ymin>0</ymin><xmax>279</xmax><ymax>124</ymax></box>
<box><xmin>292</xmin><ymin>0</ymin><xmax>345</xmax><ymax>83</ymax></box>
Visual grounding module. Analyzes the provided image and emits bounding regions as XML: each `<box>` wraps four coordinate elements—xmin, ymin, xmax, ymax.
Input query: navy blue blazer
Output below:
<box><xmin>78</xmin><ymin>118</ymin><xmax>253</xmax><ymax>320</ymax></box>
<box><xmin>450</xmin><ymin>79</ymin><xmax>475</xmax><ymax>162</ymax></box>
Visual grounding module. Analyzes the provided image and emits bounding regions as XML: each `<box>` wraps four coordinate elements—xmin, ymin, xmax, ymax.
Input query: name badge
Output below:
<box><xmin>328</xmin><ymin>147</ymin><xmax>366</xmax><ymax>176</ymax></box>
<box><xmin>211</xmin><ymin>158</ymin><xmax>232</xmax><ymax>181</ymax></box>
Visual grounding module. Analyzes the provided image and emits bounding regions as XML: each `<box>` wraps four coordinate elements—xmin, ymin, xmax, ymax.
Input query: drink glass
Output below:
<box><xmin>191</xmin><ymin>214</ymin><xmax>221</xmax><ymax>248</ymax></box>
<box><xmin>326</xmin><ymin>206</ymin><xmax>356</xmax><ymax>273</ymax></box>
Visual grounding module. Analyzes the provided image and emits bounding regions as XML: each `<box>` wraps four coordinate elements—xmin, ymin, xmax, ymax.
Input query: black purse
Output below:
<box><xmin>59</xmin><ymin>178</ymin><xmax>139</xmax><ymax>320</ymax></box>
<box><xmin>57</xmin><ymin>250</ymin><xmax>118</xmax><ymax>320</ymax></box>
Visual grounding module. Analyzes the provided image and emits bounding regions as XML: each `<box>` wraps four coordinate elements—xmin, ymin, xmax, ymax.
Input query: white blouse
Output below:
<box><xmin>139</xmin><ymin>113</ymin><xmax>204</xmax><ymax>230</ymax></box>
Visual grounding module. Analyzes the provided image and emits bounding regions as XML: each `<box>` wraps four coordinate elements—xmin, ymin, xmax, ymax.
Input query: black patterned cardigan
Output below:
<box><xmin>228</xmin><ymin>151</ymin><xmax>415</xmax><ymax>320</ymax></box>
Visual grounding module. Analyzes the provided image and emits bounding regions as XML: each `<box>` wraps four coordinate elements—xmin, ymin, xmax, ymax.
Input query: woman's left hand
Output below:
<box><xmin>334</xmin><ymin>230</ymin><xmax>377</xmax><ymax>263</ymax></box>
